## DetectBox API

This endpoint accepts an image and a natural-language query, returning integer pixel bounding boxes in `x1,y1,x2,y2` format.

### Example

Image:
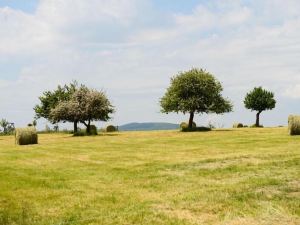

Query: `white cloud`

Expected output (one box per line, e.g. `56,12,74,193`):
175,4,251,30
37,0,138,26
284,84,300,99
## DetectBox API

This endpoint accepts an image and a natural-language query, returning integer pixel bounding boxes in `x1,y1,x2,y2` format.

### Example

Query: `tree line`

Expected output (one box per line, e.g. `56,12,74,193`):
29,68,276,135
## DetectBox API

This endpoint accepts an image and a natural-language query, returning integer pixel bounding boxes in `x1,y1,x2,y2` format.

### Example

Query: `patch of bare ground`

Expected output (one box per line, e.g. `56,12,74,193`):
154,204,218,224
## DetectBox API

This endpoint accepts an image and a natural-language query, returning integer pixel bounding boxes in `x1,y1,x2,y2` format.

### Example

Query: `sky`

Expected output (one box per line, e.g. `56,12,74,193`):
0,0,300,130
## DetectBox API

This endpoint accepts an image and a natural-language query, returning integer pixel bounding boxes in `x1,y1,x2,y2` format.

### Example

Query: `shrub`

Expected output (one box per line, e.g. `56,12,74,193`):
243,125,248,128
89,125,98,135
181,127,211,132
288,115,300,135
106,125,117,132
180,122,196,129
15,127,38,145
233,123,243,128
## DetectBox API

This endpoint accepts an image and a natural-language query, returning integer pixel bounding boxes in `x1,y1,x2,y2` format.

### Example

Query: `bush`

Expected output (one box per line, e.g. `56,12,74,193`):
89,125,98,135
106,125,117,132
181,127,211,132
243,125,248,128
288,115,300,135
233,123,243,128
180,121,196,129
15,127,38,145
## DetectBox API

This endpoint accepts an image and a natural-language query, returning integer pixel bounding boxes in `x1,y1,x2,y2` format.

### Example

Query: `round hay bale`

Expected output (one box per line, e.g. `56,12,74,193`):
233,123,243,128
288,115,300,135
89,125,98,135
180,122,188,129
15,127,38,145
106,125,117,132
180,121,196,129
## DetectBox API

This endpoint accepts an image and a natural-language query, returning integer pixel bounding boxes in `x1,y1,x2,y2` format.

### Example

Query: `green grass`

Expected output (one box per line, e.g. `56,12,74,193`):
0,128,299,225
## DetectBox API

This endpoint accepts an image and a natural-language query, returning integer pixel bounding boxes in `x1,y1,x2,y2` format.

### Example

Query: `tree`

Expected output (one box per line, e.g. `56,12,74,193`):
244,87,276,127
50,87,114,134
0,119,9,134
160,68,233,129
0,119,15,134
34,81,80,132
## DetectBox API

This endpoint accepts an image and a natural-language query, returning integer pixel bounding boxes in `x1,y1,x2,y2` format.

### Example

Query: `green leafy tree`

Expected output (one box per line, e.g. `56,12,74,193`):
0,119,9,134
244,87,276,127
160,68,233,129
0,119,15,134
34,81,80,132
50,87,115,134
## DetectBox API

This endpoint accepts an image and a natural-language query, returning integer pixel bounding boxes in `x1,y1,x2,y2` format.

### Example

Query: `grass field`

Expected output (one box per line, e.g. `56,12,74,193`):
0,128,299,225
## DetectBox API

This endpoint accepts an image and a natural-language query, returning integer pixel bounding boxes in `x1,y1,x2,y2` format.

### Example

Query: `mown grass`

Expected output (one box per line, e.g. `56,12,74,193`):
0,128,299,225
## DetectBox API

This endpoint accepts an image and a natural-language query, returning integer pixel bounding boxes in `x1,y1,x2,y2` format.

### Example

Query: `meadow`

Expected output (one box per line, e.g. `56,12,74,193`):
0,128,299,225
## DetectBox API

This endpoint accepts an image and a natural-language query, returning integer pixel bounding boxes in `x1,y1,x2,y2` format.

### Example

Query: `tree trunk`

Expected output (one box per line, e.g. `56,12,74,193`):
86,120,91,135
188,112,194,129
74,121,78,133
256,112,261,127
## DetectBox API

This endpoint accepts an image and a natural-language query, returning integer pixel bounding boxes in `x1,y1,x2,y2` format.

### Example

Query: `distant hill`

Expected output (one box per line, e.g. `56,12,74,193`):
118,122,179,131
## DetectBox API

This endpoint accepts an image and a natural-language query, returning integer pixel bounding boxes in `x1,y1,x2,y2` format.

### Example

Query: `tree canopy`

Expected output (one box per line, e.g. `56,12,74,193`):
34,81,78,120
244,87,276,127
160,68,233,129
50,87,115,134
34,81,82,132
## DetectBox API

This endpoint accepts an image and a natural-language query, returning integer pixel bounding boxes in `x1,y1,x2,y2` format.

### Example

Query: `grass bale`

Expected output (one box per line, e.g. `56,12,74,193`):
89,125,98,135
233,123,243,128
288,115,300,135
15,127,38,145
180,121,196,130
180,122,188,129
106,125,117,132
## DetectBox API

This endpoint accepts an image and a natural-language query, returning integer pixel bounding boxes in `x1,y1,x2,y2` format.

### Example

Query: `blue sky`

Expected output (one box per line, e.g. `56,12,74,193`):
0,0,38,13
0,0,300,130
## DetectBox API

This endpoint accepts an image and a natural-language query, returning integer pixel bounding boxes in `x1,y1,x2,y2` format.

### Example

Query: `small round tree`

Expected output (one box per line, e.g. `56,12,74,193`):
160,68,233,129
244,87,276,127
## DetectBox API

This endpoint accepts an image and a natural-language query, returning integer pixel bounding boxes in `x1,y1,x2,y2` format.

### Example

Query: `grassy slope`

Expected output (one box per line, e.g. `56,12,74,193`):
0,128,299,225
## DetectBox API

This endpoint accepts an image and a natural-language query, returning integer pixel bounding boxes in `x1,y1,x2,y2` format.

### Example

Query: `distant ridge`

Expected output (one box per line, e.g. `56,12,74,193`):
118,122,179,131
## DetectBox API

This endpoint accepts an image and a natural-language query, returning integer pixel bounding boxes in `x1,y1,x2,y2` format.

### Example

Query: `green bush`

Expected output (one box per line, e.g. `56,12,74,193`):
288,115,300,135
106,125,117,132
89,125,98,135
181,127,211,132
15,127,38,145
233,123,243,128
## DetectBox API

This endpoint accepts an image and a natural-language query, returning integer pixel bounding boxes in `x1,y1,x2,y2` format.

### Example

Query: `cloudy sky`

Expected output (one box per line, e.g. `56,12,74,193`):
0,0,300,129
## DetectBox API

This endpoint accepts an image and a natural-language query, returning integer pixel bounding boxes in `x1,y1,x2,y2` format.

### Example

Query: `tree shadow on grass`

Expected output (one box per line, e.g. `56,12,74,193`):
98,133,120,137
66,133,120,138
213,129,235,132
